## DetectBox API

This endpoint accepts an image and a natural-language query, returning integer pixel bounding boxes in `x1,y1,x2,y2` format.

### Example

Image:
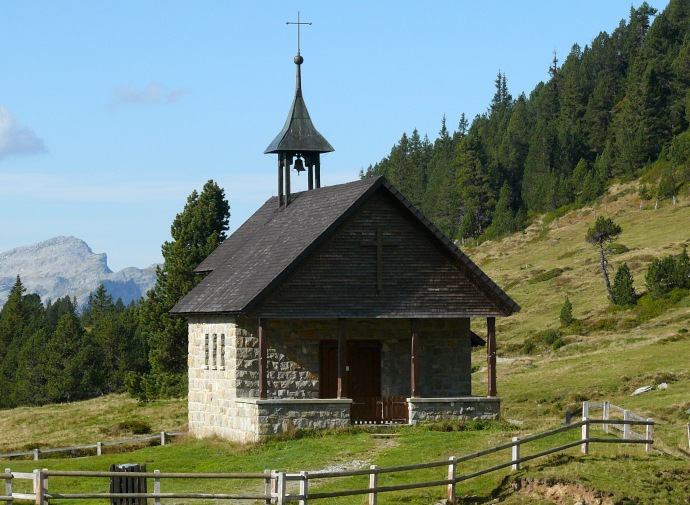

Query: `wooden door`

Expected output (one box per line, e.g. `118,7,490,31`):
348,341,381,399
348,341,382,423
319,340,381,398
319,341,339,398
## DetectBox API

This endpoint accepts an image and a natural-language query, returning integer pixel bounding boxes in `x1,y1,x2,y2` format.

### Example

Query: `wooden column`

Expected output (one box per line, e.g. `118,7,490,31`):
284,157,291,205
278,156,284,208
259,318,268,399
487,317,497,397
315,157,321,188
337,318,347,398
308,164,314,190
410,318,420,398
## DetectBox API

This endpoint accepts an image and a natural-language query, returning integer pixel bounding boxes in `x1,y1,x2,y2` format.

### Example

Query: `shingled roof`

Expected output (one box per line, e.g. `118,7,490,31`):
171,176,520,317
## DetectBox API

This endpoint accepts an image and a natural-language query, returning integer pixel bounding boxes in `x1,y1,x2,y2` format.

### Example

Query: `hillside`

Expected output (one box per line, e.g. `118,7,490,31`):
468,182,690,457
0,236,157,308
2,185,689,504
472,181,689,351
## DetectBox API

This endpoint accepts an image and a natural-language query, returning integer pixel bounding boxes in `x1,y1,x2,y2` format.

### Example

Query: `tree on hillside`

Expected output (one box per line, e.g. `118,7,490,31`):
612,263,637,306
586,216,623,303
135,180,230,399
560,296,574,326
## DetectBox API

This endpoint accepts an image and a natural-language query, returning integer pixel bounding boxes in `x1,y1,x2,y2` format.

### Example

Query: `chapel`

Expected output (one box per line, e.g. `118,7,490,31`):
171,42,520,442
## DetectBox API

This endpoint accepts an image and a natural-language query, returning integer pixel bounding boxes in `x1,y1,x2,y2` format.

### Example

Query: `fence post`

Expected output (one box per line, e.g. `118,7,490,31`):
35,469,47,505
368,465,378,505
581,401,589,455
603,401,610,434
160,432,166,446
32,470,39,505
646,419,654,454
153,469,161,505
4,468,11,505
512,437,520,471
263,470,272,505
276,472,286,505
299,471,308,505
96,442,102,456
623,410,631,440
447,458,456,502
33,450,39,462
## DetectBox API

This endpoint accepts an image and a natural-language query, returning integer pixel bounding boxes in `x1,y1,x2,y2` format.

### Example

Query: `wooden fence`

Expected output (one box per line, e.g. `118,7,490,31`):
583,401,654,441
0,432,186,461
1,404,654,504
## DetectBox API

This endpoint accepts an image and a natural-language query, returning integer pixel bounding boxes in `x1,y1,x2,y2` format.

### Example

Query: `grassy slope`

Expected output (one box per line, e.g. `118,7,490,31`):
2,183,689,504
470,184,690,436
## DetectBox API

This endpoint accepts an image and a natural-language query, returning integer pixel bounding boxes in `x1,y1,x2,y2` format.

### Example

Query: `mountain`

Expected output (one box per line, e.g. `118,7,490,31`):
0,236,158,309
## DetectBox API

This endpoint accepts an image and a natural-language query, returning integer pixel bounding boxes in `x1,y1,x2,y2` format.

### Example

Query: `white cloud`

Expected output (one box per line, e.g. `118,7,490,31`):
113,83,189,105
0,106,46,160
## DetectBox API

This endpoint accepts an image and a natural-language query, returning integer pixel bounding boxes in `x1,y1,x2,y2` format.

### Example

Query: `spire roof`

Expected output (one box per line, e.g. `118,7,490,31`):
264,53,334,154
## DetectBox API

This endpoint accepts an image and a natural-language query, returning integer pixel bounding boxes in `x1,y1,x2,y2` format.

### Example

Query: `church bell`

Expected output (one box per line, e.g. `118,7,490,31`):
293,157,305,174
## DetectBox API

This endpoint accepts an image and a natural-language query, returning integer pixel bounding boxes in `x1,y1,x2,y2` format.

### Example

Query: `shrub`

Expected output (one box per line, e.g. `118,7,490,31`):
606,242,629,255
529,268,565,284
116,419,152,435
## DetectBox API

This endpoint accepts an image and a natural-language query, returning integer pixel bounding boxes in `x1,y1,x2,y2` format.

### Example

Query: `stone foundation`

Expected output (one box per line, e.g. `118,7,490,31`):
407,397,501,424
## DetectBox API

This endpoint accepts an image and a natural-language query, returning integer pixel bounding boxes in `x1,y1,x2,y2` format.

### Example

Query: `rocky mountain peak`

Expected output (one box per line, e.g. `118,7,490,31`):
0,236,158,309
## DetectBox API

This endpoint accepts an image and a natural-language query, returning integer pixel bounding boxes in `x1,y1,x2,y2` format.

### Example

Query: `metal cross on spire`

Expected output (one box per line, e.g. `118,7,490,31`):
286,11,312,54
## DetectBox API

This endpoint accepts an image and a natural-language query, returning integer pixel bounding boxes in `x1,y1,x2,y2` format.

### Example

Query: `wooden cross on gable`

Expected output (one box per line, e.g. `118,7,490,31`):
360,227,401,292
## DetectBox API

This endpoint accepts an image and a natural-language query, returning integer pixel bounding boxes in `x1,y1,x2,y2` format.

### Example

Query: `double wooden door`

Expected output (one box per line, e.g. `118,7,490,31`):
320,340,381,400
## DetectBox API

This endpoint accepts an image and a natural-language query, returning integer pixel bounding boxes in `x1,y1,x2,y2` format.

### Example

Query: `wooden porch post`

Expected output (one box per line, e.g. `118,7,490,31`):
410,318,420,398
487,317,497,397
259,318,268,399
337,318,347,398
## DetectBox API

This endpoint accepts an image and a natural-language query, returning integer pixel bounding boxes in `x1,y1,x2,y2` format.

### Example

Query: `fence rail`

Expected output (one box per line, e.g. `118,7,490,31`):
0,432,186,461
1,402,654,504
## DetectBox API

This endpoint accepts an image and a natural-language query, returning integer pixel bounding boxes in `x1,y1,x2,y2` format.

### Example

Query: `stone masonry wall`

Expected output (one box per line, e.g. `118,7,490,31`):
417,318,472,396
189,315,476,441
187,314,240,439
408,397,501,424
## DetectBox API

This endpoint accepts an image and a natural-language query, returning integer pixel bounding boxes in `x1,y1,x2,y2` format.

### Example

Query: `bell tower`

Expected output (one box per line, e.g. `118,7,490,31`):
264,13,334,207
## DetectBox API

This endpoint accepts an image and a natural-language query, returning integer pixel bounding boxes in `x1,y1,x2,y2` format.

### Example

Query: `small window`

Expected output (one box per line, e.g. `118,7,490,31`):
204,334,210,369
212,333,218,369
220,334,226,369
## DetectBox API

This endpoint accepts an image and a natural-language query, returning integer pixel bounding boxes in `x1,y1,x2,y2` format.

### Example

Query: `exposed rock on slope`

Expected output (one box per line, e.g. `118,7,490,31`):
0,236,157,308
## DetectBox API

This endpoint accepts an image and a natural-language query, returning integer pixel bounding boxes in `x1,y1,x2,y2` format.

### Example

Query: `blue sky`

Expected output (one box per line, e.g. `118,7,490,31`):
0,1,669,271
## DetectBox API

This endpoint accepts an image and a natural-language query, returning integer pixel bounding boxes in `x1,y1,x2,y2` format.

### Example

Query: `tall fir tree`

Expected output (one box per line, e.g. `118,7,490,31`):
136,180,230,398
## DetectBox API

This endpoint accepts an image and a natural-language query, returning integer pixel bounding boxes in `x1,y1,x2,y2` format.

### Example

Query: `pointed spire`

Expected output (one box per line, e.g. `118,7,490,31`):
264,52,334,155
266,15,334,207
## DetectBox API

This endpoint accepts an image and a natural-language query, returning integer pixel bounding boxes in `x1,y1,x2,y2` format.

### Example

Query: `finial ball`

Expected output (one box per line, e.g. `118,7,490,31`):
294,54,304,65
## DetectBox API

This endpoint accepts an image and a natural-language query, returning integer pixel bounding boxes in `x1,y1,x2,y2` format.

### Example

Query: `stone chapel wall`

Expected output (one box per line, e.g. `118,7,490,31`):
189,315,475,441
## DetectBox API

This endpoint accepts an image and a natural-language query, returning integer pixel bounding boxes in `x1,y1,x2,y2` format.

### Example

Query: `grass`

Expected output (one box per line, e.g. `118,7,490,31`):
2,184,690,503
0,394,187,454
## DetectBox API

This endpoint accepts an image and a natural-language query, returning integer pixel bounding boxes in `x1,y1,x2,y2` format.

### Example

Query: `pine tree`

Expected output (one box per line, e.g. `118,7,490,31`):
486,182,515,239
136,180,230,398
560,296,574,326
44,312,104,403
586,217,623,303
612,263,637,306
